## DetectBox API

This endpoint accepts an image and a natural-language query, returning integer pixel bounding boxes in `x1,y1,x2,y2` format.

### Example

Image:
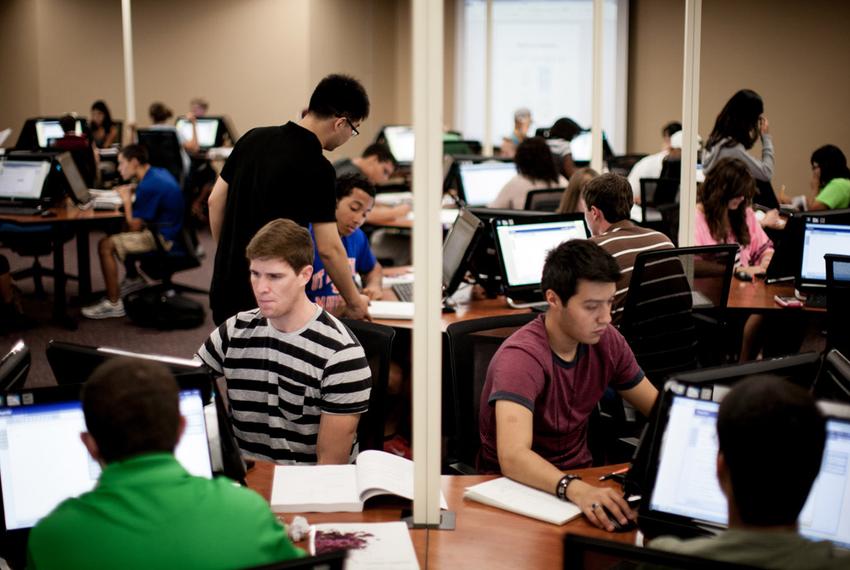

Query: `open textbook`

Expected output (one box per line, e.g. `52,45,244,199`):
270,450,448,513
310,522,419,570
464,477,582,525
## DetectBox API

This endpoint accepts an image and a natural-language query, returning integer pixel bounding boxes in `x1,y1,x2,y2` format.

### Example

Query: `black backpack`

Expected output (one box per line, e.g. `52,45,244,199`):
124,284,205,330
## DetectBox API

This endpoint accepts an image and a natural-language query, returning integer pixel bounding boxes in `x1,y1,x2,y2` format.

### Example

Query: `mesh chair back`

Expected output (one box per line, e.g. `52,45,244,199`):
445,313,537,470
606,153,647,177
524,188,566,212
137,129,184,185
620,244,736,386
639,177,680,242
340,318,396,451
826,254,850,357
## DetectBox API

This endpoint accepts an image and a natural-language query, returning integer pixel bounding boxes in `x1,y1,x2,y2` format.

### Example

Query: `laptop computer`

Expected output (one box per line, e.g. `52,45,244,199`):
492,214,589,308
54,151,121,210
457,161,518,207
0,158,53,215
0,384,213,532
638,380,850,550
795,220,850,306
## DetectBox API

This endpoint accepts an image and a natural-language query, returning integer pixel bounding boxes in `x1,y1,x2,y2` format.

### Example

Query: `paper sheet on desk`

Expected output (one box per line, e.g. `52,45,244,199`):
310,522,419,570
404,209,460,226
368,301,414,320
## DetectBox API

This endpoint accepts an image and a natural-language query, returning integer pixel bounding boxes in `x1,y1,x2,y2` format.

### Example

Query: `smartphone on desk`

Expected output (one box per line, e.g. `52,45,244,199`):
774,295,803,308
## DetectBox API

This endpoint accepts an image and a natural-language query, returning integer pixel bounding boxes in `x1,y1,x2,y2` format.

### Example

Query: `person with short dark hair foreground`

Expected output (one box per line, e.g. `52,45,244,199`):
478,240,657,532
198,219,371,465
583,173,674,324
27,358,303,570
82,144,184,319
652,376,845,569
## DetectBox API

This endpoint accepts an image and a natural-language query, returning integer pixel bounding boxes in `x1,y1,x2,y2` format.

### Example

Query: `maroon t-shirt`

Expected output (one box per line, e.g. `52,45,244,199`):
478,315,643,473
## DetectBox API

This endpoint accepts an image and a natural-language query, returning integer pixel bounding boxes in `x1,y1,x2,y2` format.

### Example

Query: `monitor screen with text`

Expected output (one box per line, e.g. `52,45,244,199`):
176,118,220,149
0,160,51,201
649,395,850,549
34,119,83,148
458,161,517,207
494,218,588,288
0,389,212,530
800,222,850,286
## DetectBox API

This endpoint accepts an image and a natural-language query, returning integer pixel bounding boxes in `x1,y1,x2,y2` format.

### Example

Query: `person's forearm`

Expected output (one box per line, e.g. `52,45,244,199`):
319,241,363,306
208,178,228,242
364,265,383,291
499,446,565,496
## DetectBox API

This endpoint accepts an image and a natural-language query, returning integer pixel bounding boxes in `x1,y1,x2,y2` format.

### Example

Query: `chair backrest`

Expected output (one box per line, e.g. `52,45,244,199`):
606,153,647,177
524,188,566,212
826,254,850,357
137,128,184,185
620,244,737,386
814,349,850,403
445,313,537,469
339,318,396,452
112,120,124,145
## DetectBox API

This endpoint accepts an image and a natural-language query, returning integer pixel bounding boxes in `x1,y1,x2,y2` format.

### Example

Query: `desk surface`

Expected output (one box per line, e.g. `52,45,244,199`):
246,462,634,569
726,279,825,313
0,201,122,225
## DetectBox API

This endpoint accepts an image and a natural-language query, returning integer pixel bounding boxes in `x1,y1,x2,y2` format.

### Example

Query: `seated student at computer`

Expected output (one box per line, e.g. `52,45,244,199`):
489,136,567,210
478,240,657,532
308,174,383,313
556,167,597,214
137,102,192,176
82,144,184,319
627,122,681,202
197,219,371,465
544,117,583,179
652,376,844,569
584,173,674,324
499,107,533,159
332,143,407,223
53,114,98,187
27,357,303,570
90,100,119,149
806,144,850,211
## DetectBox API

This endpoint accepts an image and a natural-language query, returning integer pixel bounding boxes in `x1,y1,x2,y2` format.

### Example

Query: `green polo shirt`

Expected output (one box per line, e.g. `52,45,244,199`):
27,453,303,570
815,177,850,210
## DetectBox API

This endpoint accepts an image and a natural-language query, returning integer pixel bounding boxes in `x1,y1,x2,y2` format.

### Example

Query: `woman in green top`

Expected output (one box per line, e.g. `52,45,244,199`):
809,144,850,211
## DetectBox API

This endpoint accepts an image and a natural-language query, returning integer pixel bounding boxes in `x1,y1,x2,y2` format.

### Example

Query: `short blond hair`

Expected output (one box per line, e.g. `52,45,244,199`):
245,219,314,271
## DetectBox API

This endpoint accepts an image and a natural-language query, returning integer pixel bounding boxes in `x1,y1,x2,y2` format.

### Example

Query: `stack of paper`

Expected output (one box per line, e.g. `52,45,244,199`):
310,522,419,570
464,477,582,525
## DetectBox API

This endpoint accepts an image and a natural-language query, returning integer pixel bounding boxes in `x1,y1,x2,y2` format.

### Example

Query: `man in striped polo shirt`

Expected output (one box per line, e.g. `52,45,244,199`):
583,173,675,325
197,219,371,464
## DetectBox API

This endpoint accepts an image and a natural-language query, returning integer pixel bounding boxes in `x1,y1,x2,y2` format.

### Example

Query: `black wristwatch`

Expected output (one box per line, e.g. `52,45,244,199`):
556,474,582,501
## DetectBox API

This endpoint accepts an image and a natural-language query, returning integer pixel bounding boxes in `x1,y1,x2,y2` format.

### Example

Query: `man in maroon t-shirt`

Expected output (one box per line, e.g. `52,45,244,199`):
478,240,657,532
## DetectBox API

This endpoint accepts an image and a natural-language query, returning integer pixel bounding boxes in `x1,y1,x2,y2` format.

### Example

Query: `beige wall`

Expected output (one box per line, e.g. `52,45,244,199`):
629,0,850,197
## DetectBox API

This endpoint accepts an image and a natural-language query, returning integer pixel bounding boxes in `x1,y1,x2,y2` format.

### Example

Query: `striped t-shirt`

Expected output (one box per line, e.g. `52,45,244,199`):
589,220,675,324
197,306,371,464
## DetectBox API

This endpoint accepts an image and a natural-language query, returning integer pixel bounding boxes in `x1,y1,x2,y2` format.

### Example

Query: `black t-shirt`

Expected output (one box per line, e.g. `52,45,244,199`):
210,122,336,324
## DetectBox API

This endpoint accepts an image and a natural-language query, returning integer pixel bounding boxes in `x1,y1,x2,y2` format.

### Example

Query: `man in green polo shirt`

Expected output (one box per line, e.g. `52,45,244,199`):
27,358,303,570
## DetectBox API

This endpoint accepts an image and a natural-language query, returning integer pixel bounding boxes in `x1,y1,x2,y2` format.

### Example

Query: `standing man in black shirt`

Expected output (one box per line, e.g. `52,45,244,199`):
208,74,372,324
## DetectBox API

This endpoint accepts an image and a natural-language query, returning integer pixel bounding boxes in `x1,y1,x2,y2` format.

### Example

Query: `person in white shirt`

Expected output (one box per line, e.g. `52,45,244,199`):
627,121,681,203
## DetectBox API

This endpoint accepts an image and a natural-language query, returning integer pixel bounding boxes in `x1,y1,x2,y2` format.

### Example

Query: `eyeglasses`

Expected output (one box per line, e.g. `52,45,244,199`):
343,117,360,137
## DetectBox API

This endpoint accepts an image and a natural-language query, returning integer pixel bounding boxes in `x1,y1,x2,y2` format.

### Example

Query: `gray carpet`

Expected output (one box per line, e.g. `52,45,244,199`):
1,228,219,388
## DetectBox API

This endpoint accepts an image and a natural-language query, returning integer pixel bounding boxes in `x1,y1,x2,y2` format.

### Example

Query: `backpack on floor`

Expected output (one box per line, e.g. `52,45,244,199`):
124,285,205,330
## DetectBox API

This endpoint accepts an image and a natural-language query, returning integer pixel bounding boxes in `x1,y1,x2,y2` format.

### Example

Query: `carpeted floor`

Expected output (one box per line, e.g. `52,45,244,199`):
1,227,218,388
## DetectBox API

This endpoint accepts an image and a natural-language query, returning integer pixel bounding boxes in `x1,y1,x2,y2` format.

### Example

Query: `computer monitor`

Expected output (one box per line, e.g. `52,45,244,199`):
492,214,589,303
380,125,415,164
0,159,51,203
566,129,614,164
667,352,822,390
442,208,483,297
0,384,213,532
0,341,30,393
796,221,850,292
54,151,91,204
640,383,850,550
34,118,85,149
457,161,518,207
175,117,221,149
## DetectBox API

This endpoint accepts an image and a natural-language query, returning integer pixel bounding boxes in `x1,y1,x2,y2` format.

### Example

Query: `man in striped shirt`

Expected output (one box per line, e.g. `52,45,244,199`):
197,219,371,464
583,173,675,325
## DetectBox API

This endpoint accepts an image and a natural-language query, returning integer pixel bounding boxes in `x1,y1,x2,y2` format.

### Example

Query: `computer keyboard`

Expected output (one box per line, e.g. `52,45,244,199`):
391,282,414,302
0,205,42,216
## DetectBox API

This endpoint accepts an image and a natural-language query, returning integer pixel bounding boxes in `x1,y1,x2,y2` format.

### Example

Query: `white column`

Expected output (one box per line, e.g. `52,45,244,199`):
411,0,444,526
483,0,494,156
121,0,136,124
679,0,702,247
590,0,604,172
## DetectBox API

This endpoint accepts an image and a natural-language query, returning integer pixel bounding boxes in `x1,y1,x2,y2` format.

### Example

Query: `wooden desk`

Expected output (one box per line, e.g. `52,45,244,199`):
246,462,635,569
0,202,122,326
726,279,825,313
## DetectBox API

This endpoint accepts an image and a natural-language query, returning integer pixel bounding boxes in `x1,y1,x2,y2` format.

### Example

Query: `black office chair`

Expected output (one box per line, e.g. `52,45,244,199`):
606,153,647,177
639,177,680,242
524,188,566,212
0,224,77,298
136,129,185,186
242,551,346,570
0,340,30,392
826,254,850,357
340,318,396,452
620,244,737,386
134,225,208,296
813,349,850,403
444,313,537,474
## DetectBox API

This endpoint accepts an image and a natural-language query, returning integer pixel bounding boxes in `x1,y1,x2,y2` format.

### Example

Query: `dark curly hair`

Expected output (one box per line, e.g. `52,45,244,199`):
515,137,560,185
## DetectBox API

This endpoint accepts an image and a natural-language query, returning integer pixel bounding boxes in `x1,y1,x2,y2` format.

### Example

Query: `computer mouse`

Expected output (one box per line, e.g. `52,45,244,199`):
734,270,753,282
600,505,638,533
39,210,57,218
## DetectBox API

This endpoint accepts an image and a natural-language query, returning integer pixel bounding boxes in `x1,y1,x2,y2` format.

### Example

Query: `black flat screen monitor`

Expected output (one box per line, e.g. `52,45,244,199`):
639,382,850,550
379,125,415,164
442,208,483,297
667,352,822,390
457,161,518,207
176,116,223,149
492,214,589,302
796,220,850,292
0,383,213,532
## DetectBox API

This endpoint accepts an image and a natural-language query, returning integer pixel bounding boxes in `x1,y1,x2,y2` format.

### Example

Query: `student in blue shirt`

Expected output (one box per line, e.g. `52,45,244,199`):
308,174,383,314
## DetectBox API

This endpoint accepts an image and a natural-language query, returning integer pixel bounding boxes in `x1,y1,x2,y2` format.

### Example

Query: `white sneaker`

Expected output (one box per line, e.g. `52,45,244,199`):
119,276,147,296
82,298,126,319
